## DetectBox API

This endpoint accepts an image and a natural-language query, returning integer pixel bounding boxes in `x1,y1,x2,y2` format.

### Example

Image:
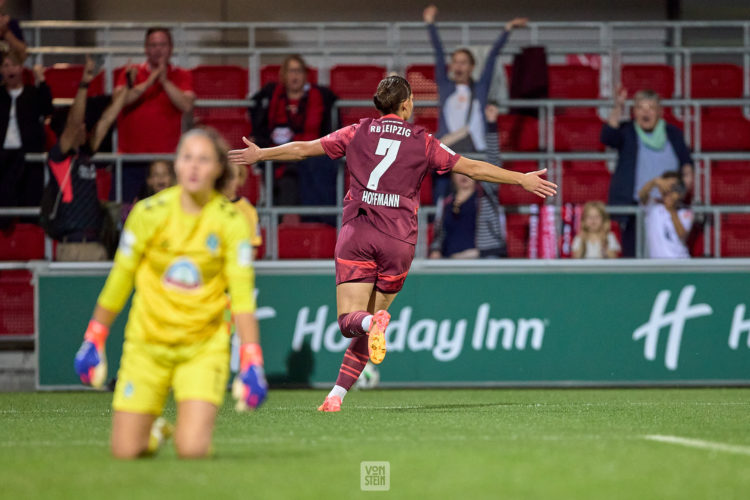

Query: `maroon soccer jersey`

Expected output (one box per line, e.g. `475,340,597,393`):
320,113,461,244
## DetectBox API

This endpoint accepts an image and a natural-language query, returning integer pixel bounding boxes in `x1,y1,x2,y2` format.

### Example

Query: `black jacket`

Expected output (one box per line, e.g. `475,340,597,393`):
0,83,54,153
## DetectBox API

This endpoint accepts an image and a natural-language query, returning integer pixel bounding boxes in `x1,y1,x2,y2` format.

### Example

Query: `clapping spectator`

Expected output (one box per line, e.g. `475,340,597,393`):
249,55,338,213
42,58,131,261
602,87,693,257
572,201,621,259
639,171,692,259
0,0,27,64
1,51,52,226
115,27,195,201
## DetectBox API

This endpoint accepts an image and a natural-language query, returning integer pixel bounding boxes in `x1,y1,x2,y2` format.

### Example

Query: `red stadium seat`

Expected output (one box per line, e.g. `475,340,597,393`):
499,162,545,205
406,64,437,100
0,224,45,261
690,64,743,98
237,168,262,206
700,116,750,151
562,162,611,204
621,64,675,98
710,161,750,204
420,173,433,206
720,214,750,257
339,107,380,127
199,117,251,149
260,65,319,87
0,270,34,335
505,214,530,258
277,223,337,259
329,65,386,99
497,114,539,151
191,65,248,120
22,67,34,86
412,107,439,135
44,64,105,98
548,65,599,99
554,115,605,152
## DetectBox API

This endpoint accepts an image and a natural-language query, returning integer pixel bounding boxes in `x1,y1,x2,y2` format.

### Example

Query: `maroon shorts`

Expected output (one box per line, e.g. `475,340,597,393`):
335,215,415,294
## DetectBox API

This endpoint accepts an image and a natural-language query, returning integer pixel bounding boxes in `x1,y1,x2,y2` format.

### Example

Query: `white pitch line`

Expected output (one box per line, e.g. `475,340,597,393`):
644,435,750,456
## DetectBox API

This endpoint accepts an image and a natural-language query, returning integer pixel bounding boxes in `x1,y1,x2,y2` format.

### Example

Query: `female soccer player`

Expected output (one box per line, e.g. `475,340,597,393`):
74,127,267,459
229,76,556,412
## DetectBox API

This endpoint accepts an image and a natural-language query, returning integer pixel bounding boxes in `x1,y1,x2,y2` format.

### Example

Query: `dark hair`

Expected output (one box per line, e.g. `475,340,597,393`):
145,27,173,46
451,48,476,66
176,127,231,192
0,50,23,66
373,76,411,115
661,171,680,181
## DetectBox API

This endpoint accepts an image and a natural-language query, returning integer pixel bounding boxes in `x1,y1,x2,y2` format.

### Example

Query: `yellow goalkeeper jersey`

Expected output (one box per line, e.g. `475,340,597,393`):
97,186,255,344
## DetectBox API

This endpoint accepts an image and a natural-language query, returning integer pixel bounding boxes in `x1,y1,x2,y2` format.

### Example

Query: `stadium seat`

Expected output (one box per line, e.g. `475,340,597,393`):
237,168,262,206
554,115,605,152
720,214,750,257
191,65,248,120
412,107,439,135
499,162,545,205
44,64,105,98
561,162,611,204
405,64,438,100
277,223,337,259
0,270,34,335
690,63,743,98
339,107,380,127
0,224,46,261
548,65,599,99
420,173,433,206
505,214,529,258
621,64,675,98
700,116,750,151
329,65,386,99
21,67,34,86
260,64,319,87
497,114,539,151
199,117,251,149
710,161,750,204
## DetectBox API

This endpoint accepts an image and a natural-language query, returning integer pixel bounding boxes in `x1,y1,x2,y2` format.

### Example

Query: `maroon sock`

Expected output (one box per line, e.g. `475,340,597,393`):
338,311,371,338
334,336,370,390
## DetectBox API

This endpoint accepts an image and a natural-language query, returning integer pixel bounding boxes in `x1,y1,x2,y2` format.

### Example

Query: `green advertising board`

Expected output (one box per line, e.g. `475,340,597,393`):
37,262,750,388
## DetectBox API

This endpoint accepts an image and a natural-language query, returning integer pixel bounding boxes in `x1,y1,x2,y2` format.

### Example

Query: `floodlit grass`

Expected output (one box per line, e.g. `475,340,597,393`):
1,388,748,499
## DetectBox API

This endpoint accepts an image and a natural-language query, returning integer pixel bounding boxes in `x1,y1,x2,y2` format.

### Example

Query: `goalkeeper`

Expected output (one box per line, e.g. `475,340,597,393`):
74,127,267,459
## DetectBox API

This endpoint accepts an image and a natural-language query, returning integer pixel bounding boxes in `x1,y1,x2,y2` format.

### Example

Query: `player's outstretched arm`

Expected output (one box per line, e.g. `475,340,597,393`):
452,157,557,199
228,136,326,165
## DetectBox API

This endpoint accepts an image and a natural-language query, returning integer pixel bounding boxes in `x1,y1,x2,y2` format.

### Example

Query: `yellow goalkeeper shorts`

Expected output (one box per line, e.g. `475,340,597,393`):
112,326,230,415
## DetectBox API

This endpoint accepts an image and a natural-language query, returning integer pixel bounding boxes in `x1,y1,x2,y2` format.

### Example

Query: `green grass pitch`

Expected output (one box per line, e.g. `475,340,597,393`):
1,388,749,499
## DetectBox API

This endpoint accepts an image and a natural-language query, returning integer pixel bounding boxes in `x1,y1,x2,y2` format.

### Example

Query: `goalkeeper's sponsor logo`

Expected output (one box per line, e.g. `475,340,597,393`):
162,258,202,291
237,241,252,267
118,229,136,257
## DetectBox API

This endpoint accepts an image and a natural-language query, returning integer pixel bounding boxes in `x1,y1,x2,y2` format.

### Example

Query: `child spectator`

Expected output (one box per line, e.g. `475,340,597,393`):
639,171,693,259
138,160,175,199
572,201,621,259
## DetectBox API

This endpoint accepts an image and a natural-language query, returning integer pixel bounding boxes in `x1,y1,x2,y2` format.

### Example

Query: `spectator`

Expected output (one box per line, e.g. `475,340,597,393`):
572,201,621,259
602,87,693,257
639,171,692,259
223,161,263,259
138,159,175,199
0,0,27,63
423,5,526,200
0,51,52,226
249,54,338,212
115,27,194,201
41,58,131,261
429,104,509,259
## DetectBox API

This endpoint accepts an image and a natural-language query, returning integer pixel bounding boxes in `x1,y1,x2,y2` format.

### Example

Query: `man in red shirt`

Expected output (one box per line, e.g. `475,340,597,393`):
115,27,195,201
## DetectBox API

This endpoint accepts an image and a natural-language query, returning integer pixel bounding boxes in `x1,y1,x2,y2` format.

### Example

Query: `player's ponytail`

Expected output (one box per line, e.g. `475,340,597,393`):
176,127,232,192
373,75,412,115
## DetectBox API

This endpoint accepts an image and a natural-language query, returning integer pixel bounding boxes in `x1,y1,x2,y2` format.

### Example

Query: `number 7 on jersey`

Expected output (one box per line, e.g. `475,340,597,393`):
367,138,401,190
